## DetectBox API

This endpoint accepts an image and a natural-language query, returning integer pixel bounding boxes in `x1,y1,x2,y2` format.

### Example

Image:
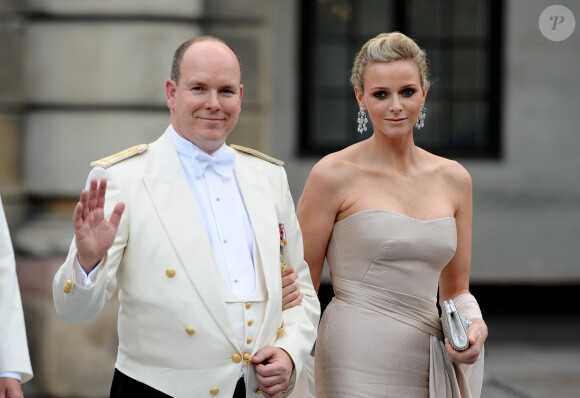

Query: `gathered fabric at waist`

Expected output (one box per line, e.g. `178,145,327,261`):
331,276,443,340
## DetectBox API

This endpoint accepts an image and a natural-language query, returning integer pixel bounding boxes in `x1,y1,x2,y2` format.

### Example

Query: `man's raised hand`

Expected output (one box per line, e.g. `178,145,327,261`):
73,178,125,273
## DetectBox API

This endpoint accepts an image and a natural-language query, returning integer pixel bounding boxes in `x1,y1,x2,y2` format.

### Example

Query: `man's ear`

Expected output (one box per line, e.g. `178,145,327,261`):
165,79,177,110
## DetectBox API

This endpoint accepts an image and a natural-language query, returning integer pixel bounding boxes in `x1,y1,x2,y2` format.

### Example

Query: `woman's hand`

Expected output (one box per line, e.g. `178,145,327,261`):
445,317,488,364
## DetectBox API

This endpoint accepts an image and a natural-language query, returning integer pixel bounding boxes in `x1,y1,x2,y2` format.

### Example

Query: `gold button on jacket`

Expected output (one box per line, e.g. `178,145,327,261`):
165,268,176,277
185,327,195,335
245,302,252,309
63,280,72,294
209,387,220,394
232,353,242,363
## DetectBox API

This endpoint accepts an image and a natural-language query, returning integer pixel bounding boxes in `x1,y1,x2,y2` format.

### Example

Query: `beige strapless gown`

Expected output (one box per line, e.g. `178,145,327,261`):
308,210,479,398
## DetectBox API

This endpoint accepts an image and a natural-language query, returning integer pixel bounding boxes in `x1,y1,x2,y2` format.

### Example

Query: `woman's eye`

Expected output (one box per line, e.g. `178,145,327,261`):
373,91,387,99
402,88,416,96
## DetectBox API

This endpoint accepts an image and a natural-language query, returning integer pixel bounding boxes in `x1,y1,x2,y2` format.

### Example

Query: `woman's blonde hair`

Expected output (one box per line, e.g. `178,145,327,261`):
350,32,430,92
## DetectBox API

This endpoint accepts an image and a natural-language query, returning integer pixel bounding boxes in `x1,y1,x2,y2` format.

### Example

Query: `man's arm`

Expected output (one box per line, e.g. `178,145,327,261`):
0,196,33,386
53,170,127,323
254,167,320,396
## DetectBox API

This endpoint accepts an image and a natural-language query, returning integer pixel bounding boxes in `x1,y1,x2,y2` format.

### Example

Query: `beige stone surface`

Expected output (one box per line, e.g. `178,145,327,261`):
205,0,268,18
0,20,24,106
25,23,201,105
18,256,119,398
206,25,271,107
0,113,21,185
226,109,268,153
23,111,169,196
0,0,18,14
24,0,203,17
0,113,26,227
14,213,74,256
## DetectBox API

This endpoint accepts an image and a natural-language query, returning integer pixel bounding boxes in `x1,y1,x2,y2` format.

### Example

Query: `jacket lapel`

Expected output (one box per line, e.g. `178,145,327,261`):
142,130,239,348
234,153,282,343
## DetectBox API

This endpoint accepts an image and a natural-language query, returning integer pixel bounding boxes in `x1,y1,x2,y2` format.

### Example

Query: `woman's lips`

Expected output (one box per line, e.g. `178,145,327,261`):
386,118,406,124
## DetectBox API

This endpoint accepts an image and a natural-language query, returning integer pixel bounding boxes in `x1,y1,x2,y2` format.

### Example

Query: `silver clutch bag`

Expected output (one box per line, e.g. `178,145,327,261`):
441,299,471,351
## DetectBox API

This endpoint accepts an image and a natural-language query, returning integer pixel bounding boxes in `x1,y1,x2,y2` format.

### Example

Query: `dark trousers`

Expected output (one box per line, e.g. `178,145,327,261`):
233,377,246,398
110,368,246,398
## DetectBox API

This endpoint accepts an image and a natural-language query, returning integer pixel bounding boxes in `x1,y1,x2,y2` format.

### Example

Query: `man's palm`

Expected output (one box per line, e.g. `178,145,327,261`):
74,178,124,272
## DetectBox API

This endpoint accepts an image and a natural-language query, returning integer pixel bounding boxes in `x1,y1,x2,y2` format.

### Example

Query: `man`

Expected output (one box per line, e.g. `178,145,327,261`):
1,195,34,398
52,36,319,398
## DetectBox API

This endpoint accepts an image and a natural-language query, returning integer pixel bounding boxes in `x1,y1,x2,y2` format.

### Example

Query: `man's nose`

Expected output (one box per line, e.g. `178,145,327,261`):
205,90,220,109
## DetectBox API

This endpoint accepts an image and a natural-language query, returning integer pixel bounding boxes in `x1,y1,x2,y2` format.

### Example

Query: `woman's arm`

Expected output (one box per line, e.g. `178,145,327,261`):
296,157,345,293
438,161,488,364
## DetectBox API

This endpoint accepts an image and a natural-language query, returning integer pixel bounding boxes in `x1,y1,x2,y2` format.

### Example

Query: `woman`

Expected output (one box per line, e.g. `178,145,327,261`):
295,32,487,397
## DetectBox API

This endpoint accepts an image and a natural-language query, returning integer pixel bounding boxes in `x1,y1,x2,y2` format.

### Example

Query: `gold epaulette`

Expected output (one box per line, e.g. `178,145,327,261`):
230,144,285,166
90,144,149,168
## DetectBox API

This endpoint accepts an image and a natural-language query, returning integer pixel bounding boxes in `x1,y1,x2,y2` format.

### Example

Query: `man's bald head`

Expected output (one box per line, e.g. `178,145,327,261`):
170,36,242,85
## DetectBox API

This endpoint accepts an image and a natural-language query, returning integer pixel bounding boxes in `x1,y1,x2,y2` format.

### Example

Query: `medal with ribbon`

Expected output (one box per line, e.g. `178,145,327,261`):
279,223,288,273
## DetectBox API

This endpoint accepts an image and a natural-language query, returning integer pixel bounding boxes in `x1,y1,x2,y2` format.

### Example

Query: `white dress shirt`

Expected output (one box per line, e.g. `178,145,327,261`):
171,126,257,297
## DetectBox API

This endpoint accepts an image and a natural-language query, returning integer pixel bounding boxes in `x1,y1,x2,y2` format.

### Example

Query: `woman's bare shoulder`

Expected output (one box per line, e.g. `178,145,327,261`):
421,149,472,188
309,145,362,187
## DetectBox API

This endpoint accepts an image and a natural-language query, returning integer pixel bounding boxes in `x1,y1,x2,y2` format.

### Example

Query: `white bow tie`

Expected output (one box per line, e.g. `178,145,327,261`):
193,150,235,178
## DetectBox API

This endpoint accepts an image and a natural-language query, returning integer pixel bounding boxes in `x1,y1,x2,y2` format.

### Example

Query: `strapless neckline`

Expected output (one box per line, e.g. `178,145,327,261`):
336,208,456,224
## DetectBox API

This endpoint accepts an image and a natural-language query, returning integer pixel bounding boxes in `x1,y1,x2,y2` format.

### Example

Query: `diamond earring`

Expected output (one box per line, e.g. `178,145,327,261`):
415,104,426,129
357,107,368,134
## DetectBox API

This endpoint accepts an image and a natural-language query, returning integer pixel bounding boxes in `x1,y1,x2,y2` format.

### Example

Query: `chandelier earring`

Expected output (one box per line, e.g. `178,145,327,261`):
415,104,426,130
357,106,368,134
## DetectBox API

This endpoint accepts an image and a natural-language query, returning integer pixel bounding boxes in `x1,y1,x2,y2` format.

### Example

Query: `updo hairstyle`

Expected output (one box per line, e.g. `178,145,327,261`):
350,32,430,92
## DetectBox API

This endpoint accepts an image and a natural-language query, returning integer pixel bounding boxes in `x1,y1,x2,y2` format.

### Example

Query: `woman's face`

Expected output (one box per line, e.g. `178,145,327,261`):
355,60,426,138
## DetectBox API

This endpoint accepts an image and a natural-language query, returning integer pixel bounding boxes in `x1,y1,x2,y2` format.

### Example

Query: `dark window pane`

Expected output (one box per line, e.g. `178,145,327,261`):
314,44,351,89
300,0,502,159
358,0,394,35
452,48,489,91
407,0,452,38
315,0,353,35
312,98,350,146
426,48,453,94
455,1,491,39
451,100,490,148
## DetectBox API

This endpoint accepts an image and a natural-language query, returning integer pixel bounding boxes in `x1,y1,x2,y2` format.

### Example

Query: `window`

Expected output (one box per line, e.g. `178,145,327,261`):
299,0,503,158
